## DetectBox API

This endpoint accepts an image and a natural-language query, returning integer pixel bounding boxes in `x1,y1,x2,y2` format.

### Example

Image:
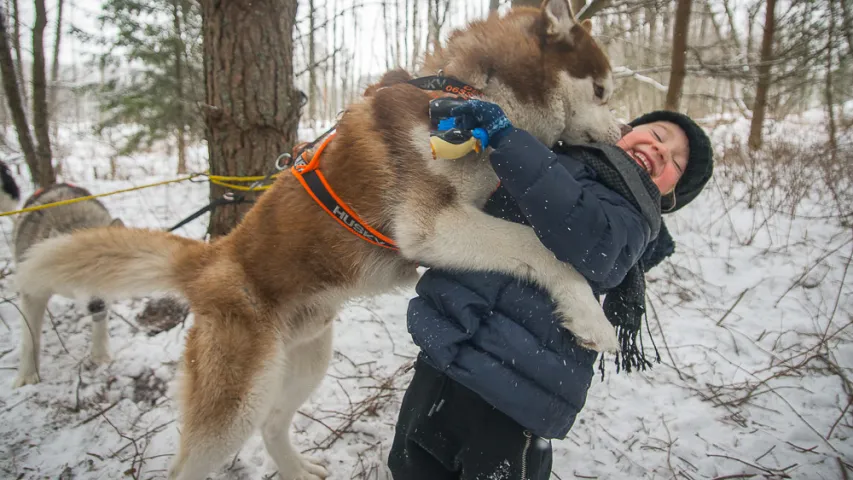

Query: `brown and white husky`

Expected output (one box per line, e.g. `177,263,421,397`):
14,1,622,478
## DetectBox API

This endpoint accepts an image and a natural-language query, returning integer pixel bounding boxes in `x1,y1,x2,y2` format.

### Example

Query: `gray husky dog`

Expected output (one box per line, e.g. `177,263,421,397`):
11,183,124,387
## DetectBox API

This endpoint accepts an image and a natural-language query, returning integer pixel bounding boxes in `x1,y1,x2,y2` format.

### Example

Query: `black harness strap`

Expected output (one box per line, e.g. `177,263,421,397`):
290,131,398,251
406,75,484,99
167,195,250,232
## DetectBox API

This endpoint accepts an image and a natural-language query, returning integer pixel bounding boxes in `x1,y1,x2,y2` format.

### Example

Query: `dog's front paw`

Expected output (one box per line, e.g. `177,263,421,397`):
13,371,41,388
558,305,619,353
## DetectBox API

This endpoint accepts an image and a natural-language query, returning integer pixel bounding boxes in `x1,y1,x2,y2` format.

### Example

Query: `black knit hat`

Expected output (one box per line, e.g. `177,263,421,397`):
629,110,714,212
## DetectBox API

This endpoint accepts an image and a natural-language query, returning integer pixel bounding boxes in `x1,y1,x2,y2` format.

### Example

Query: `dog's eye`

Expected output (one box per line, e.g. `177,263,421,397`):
594,83,605,101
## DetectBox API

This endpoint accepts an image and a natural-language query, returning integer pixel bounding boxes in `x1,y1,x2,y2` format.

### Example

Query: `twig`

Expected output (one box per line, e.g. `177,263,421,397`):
101,412,142,480
716,288,750,326
839,457,851,480
826,396,852,440
706,453,793,477
76,399,121,426
2,394,33,413
46,308,71,355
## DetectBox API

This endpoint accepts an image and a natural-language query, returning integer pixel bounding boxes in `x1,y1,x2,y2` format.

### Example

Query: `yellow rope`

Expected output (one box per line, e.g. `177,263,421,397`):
0,171,284,218
0,175,202,217
207,173,281,182
208,178,275,192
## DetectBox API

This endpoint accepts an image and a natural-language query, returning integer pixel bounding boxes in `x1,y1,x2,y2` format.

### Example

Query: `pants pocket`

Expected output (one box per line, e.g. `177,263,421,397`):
520,430,552,480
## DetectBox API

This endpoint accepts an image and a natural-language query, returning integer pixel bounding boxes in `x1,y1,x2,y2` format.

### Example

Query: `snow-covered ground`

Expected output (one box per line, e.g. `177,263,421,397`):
0,114,851,479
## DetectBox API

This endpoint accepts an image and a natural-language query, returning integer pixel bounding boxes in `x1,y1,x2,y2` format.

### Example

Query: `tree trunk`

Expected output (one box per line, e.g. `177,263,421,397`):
646,3,658,65
330,0,338,118
394,0,402,67
489,0,499,12
308,0,317,126
412,0,421,69
49,0,63,123
383,1,393,68
511,0,539,7
11,0,24,106
662,0,672,47
0,5,38,184
747,0,776,151
426,0,433,53
32,0,55,187
824,0,837,166
838,0,853,56
664,0,692,111
429,0,451,53
173,0,187,174
721,0,741,51
201,0,301,238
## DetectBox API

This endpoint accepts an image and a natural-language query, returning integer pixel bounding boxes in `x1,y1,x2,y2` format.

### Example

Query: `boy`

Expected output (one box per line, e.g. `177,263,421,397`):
388,99,714,479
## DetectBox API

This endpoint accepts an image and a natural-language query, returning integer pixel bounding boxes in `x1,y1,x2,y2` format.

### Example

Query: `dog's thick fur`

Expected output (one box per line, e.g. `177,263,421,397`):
15,2,622,479
11,183,124,387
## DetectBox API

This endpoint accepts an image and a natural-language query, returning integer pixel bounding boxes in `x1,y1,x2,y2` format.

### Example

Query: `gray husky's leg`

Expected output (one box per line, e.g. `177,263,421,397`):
14,293,50,387
87,298,111,365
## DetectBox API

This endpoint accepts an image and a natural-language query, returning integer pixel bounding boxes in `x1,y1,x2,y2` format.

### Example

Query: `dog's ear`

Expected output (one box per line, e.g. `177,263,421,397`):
110,218,125,228
541,0,578,42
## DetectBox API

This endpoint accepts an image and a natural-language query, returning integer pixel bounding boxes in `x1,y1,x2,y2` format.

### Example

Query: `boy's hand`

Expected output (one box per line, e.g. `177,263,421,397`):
450,99,513,147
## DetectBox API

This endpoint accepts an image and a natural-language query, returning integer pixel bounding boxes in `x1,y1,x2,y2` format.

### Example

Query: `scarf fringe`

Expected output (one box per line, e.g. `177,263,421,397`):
597,312,661,381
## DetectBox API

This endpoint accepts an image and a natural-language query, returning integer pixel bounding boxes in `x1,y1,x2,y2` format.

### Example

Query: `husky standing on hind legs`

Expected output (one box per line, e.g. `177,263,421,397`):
11,183,124,387
15,2,623,479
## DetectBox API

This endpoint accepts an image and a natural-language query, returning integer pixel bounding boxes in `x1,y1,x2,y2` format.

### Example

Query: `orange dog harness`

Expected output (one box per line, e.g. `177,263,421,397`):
289,74,484,252
290,132,398,251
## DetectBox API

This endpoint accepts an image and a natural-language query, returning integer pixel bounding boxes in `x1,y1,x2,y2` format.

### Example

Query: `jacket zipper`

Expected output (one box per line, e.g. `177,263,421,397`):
520,430,532,480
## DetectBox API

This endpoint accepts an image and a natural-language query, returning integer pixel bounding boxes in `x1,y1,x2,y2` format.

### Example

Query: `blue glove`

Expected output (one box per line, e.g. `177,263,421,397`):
449,99,513,148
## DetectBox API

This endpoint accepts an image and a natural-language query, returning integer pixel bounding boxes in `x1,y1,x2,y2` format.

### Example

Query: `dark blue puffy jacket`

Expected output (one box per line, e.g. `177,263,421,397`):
407,128,652,439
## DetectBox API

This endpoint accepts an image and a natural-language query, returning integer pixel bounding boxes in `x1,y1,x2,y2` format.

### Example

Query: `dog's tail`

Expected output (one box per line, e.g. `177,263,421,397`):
16,227,206,300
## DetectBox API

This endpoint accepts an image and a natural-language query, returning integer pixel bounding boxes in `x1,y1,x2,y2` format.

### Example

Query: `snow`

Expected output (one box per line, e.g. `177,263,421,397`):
1,113,851,479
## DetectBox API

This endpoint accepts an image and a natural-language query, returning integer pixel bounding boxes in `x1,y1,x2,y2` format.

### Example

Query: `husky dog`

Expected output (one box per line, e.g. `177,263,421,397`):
12,183,124,387
0,160,20,212
16,2,622,479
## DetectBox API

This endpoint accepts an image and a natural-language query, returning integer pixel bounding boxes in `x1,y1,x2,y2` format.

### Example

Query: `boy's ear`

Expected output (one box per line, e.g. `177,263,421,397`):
541,0,578,43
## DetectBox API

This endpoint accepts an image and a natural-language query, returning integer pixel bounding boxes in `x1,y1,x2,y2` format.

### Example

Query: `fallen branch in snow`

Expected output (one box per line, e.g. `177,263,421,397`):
76,399,122,426
707,452,797,478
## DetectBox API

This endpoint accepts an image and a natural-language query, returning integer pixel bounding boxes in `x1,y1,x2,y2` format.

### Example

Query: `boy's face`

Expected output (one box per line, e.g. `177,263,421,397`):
616,121,689,194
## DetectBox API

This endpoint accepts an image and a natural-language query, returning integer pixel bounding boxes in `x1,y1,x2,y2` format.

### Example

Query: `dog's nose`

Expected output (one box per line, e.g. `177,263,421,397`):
619,124,633,137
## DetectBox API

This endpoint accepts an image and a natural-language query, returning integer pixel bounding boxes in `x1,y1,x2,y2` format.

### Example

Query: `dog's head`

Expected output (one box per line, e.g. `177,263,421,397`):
421,0,621,146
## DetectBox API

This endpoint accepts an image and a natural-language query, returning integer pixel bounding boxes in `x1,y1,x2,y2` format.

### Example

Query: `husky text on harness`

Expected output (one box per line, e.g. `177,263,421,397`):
290,132,399,251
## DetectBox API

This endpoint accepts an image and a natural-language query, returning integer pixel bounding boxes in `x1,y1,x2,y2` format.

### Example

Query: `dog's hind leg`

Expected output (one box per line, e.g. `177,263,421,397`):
87,298,111,365
167,312,285,480
13,293,50,387
261,323,333,480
